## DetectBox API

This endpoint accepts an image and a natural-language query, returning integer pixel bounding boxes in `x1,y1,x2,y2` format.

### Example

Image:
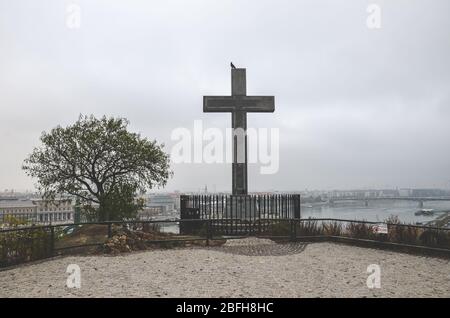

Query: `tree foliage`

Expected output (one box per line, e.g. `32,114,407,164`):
23,115,171,221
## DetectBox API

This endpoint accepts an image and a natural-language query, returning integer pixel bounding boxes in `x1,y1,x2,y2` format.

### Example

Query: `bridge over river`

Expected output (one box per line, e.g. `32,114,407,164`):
328,197,450,208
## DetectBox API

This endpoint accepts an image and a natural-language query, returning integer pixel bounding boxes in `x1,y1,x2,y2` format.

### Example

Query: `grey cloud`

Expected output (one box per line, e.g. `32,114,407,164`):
0,0,449,192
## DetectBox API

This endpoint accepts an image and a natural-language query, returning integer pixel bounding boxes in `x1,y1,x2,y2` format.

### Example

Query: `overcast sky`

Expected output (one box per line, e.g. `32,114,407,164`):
0,0,449,193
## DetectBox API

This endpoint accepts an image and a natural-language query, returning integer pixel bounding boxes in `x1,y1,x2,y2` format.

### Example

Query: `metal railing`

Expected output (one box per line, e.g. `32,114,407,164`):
180,194,301,221
260,218,450,252
1,218,449,269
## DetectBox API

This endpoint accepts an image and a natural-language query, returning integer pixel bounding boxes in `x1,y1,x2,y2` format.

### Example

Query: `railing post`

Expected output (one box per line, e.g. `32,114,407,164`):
180,196,188,235
50,226,55,256
108,223,112,238
289,219,293,241
180,195,188,219
206,220,211,246
292,219,297,241
294,194,301,219
74,198,81,224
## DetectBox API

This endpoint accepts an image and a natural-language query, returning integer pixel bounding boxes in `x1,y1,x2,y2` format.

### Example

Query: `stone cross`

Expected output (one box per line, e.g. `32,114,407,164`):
203,68,275,196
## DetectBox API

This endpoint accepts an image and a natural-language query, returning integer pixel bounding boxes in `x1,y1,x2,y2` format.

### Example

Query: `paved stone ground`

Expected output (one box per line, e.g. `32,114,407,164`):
1,238,449,298
208,238,308,256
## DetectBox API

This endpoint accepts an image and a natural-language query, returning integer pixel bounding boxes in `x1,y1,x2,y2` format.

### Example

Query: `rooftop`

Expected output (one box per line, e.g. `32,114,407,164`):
0,200,35,208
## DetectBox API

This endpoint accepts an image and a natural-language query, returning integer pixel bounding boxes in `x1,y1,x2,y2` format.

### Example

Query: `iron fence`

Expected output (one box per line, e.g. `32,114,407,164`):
259,218,450,250
1,217,450,269
179,194,301,235
180,194,301,220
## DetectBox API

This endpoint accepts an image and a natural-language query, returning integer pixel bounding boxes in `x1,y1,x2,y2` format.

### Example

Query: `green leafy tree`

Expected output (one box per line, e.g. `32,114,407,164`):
79,184,145,222
23,115,171,221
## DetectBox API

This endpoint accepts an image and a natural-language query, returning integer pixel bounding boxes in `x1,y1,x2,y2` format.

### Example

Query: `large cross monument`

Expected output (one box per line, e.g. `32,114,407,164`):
203,67,275,196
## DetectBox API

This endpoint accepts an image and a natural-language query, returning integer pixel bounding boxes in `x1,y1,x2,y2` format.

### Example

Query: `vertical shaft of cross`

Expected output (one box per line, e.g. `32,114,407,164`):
231,69,248,196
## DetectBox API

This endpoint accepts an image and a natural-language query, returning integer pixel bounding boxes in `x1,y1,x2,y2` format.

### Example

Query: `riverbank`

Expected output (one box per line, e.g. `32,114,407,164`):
426,211,450,228
1,239,449,298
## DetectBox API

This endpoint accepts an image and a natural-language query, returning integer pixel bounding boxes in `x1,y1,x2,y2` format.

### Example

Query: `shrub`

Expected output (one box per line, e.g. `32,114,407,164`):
384,215,421,245
1,215,28,229
419,229,450,248
387,224,421,245
346,222,375,239
142,222,161,233
269,220,291,236
296,220,324,236
0,226,52,267
323,221,343,236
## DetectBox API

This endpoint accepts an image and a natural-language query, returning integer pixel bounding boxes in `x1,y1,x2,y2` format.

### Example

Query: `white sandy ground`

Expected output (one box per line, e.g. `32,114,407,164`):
0,238,449,298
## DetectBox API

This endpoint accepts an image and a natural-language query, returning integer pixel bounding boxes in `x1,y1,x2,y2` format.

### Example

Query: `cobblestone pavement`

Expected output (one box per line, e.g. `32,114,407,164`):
207,238,308,256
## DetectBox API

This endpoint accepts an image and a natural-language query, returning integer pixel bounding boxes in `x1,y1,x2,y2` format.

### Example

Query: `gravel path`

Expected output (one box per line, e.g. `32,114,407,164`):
1,238,449,298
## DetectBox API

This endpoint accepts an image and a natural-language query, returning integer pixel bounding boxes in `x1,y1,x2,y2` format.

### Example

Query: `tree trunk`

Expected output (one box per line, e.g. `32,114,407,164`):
98,199,110,222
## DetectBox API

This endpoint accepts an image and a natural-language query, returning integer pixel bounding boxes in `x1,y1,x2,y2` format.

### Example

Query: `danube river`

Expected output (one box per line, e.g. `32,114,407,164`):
156,199,450,233
301,200,450,224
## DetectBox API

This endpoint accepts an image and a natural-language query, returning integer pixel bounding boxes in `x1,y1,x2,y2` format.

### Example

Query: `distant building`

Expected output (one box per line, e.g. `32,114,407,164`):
0,198,74,225
379,189,399,197
145,194,176,214
33,199,74,223
0,200,36,217
172,194,181,211
398,189,413,197
411,189,449,197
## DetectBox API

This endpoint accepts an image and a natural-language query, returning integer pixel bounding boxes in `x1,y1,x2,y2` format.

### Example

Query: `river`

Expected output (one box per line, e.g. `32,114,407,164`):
301,200,450,224
155,200,450,234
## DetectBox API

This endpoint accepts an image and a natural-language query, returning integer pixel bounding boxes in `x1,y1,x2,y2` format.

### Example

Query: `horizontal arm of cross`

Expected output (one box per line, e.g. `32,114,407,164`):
203,96,275,113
